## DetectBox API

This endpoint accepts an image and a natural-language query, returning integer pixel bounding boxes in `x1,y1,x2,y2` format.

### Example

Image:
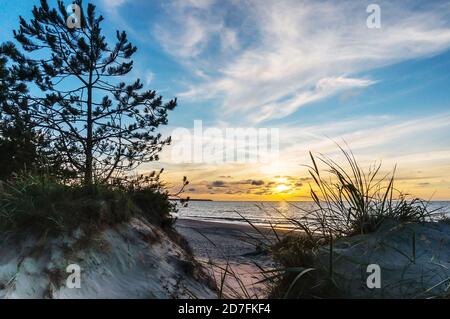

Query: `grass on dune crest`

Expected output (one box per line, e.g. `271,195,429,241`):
0,173,177,236
293,145,440,240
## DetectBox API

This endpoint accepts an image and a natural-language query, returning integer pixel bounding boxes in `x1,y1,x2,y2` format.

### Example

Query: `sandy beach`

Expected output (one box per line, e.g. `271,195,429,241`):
175,218,284,298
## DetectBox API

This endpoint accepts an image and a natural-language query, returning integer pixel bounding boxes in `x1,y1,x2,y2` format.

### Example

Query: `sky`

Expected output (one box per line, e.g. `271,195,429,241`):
1,0,450,200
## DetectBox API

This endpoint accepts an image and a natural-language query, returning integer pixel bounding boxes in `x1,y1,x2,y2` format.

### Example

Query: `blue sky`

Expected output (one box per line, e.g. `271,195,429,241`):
1,0,450,200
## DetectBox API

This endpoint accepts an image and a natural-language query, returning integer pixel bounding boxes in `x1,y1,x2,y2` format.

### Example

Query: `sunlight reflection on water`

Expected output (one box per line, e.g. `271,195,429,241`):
174,200,450,228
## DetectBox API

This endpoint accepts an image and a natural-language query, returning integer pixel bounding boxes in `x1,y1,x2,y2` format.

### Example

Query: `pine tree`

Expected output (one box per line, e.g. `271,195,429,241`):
0,54,35,180
0,52,69,180
4,0,177,187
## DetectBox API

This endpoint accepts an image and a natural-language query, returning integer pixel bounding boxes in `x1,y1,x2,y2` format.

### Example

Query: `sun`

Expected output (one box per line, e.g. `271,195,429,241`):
274,184,290,193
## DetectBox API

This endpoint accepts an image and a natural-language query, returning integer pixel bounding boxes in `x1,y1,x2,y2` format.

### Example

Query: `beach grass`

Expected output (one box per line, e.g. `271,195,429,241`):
248,146,443,298
0,173,176,236
294,145,439,240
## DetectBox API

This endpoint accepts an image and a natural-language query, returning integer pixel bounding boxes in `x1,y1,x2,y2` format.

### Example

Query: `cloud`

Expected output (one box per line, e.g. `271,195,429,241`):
236,179,265,186
100,0,129,11
155,0,450,122
416,182,431,188
99,0,137,37
153,0,238,58
144,71,155,85
271,112,450,169
210,180,226,187
155,16,209,58
175,0,214,10
255,77,375,122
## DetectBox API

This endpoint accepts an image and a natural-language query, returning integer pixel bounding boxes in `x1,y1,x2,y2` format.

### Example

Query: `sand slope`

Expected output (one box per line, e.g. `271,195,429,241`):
0,218,215,299
318,220,450,298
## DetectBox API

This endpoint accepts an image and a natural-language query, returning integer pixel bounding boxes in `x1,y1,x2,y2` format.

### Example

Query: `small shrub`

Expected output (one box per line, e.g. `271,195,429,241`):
268,234,340,299
272,235,317,268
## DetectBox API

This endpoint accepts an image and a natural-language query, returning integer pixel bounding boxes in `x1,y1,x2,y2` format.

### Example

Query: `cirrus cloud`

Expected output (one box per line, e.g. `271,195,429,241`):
154,0,450,123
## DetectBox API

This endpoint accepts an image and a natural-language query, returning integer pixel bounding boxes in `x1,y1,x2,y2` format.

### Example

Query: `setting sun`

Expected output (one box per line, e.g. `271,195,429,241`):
274,184,290,193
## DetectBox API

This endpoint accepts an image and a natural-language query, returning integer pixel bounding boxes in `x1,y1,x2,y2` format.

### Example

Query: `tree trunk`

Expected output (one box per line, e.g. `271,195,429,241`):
85,82,93,188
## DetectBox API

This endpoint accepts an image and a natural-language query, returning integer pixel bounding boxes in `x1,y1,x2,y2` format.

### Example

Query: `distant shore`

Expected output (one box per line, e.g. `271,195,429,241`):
170,198,213,201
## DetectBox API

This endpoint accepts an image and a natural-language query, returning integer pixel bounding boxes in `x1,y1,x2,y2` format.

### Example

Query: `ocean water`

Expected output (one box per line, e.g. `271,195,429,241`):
175,200,450,228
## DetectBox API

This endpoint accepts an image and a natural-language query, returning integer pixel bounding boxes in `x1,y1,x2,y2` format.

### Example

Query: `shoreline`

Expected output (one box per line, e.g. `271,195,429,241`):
174,216,300,232
175,217,297,246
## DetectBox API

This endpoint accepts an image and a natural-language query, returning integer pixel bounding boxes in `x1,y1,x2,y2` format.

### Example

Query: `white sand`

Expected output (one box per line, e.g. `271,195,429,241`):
317,220,450,298
0,218,215,299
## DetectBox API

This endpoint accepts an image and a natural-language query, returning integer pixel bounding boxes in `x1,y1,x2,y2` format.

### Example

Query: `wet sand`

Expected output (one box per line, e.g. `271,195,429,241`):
175,218,290,298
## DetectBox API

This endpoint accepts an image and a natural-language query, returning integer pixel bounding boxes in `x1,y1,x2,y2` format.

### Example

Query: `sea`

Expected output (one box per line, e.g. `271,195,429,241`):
174,200,450,228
